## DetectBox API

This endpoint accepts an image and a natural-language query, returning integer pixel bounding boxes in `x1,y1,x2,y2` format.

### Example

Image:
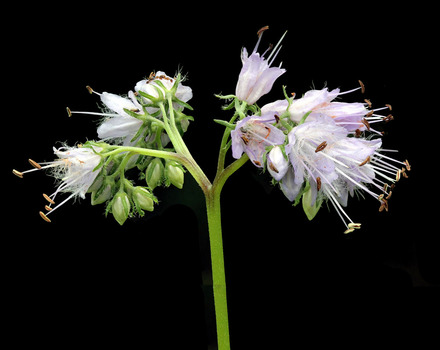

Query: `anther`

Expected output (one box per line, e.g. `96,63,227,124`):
28,159,42,169
39,211,51,223
344,228,355,234
386,191,393,200
86,85,94,94
362,118,371,131
364,99,372,108
366,110,374,117
401,168,409,179
269,162,279,173
395,169,401,182
43,193,55,205
386,104,392,110
315,141,327,153
12,169,23,178
66,107,72,117
383,183,388,192
404,160,411,171
257,25,269,37
358,80,365,93
384,114,394,122
359,156,370,167
44,205,53,211
348,223,361,229
316,177,322,191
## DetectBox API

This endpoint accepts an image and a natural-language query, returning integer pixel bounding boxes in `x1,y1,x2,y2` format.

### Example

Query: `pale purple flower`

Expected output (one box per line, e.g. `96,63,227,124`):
235,28,286,105
284,115,410,232
231,114,286,167
13,145,104,222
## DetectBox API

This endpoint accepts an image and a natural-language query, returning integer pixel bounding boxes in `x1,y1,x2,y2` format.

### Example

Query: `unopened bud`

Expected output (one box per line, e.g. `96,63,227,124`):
133,187,155,212
112,191,130,225
145,158,164,190
91,184,112,205
165,161,184,189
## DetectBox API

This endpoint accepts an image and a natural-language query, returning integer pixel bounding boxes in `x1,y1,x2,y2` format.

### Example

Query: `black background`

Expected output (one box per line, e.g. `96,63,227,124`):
3,4,438,349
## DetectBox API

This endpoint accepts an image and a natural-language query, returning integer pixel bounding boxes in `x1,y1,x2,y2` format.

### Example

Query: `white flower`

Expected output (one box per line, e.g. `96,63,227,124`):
13,145,104,222
267,146,289,181
235,27,286,105
134,71,193,107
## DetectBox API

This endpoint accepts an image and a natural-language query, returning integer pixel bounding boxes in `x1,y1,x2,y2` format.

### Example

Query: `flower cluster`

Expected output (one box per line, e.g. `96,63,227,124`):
13,72,193,224
228,29,409,232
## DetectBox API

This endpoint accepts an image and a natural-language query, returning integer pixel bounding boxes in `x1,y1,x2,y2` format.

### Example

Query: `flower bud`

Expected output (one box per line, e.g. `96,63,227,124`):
145,158,164,190
267,146,289,181
132,187,155,212
91,183,113,205
112,191,130,225
165,161,184,189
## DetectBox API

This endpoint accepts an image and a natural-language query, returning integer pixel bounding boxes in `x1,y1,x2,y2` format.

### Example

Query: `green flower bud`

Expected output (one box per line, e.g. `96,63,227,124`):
145,158,164,190
165,161,184,189
132,187,155,212
91,183,112,205
112,191,130,225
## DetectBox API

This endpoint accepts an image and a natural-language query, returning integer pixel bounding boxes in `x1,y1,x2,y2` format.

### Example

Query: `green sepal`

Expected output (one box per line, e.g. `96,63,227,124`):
302,183,322,221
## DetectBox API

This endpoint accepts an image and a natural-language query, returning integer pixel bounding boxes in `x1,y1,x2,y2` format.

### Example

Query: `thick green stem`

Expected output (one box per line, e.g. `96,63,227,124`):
205,189,230,350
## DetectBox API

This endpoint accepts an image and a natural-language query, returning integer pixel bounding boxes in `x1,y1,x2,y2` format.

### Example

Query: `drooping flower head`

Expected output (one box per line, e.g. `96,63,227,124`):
235,26,286,105
231,114,286,167
13,144,104,222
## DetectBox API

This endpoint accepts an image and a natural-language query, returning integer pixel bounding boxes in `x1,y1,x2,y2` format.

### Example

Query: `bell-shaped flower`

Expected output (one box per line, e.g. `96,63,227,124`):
285,115,409,232
231,114,285,167
235,28,286,105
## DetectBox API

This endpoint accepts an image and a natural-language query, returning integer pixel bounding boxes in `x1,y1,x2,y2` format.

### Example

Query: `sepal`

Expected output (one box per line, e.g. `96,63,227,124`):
302,183,322,221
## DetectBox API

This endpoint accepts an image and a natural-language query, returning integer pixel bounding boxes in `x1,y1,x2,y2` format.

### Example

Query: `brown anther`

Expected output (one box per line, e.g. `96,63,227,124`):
66,107,72,117
385,104,392,111
404,159,411,171
28,159,42,169
269,162,279,173
129,108,140,113
362,118,371,131
12,169,23,178
315,141,327,153
358,80,365,93
364,99,372,108
355,129,362,138
390,183,395,190
379,203,386,212
379,199,389,212
148,72,155,81
39,211,51,223
359,156,371,167
44,205,53,211
253,160,262,166
43,193,55,205
401,168,409,178
257,25,269,37
241,135,249,145
274,114,280,123
384,114,394,123
316,177,321,191
383,183,388,193
378,193,384,201
366,110,374,117
386,191,393,200
86,85,94,94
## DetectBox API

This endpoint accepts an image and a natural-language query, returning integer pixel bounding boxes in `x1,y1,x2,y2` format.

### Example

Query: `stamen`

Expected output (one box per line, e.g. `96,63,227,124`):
383,114,394,122
66,107,72,117
404,160,411,171
28,159,42,169
359,156,371,167
39,211,51,223
344,228,355,234
358,80,366,93
316,177,321,191
86,85,94,94
362,118,371,131
364,99,372,108
315,141,327,153
12,169,23,178
386,104,392,110
43,193,55,205
257,25,269,37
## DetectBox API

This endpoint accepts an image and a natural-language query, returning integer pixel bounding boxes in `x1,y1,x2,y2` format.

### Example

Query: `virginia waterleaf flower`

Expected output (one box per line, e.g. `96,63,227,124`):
231,114,285,167
235,26,287,105
13,144,104,222
284,115,410,232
